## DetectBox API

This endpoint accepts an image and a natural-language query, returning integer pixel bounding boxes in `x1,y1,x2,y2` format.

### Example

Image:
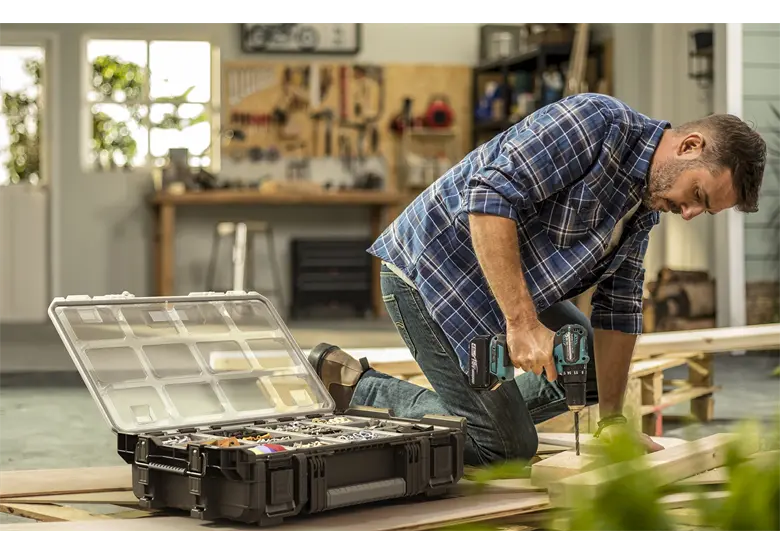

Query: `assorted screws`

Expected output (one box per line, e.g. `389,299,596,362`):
311,416,353,425
160,417,435,451
162,435,192,447
290,441,329,449
334,430,380,442
272,422,342,436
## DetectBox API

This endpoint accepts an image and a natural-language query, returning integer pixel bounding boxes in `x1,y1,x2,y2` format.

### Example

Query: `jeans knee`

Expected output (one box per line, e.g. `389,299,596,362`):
475,426,539,465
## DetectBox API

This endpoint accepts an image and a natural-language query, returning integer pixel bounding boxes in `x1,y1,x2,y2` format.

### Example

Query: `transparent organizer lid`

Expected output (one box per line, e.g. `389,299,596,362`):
48,291,335,434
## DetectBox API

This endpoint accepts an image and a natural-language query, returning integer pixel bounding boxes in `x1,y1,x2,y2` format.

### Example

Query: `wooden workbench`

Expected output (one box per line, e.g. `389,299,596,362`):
150,188,402,318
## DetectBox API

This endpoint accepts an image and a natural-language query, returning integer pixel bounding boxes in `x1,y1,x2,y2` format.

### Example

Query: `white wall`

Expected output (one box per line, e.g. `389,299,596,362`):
742,23,780,284
0,23,481,318
612,24,717,287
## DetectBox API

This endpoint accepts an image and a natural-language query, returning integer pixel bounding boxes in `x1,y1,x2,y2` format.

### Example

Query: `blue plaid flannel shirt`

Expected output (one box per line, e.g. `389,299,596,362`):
369,93,670,374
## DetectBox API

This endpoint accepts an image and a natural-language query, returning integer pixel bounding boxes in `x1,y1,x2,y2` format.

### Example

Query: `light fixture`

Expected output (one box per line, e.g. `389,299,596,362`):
688,29,714,88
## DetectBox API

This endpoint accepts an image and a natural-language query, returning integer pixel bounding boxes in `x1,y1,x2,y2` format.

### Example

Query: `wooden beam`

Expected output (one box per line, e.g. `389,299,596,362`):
548,433,755,508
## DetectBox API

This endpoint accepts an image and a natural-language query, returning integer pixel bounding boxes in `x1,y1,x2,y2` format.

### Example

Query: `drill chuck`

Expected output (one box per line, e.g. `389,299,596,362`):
554,324,589,410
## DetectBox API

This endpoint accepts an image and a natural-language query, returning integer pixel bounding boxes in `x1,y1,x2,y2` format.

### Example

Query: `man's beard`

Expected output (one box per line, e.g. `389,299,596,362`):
643,158,696,212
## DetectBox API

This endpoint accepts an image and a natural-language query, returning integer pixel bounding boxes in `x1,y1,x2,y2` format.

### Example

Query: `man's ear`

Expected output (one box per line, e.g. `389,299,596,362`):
677,132,705,159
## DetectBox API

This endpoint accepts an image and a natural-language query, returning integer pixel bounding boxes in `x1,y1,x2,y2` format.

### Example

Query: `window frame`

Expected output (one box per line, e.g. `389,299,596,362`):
81,33,221,173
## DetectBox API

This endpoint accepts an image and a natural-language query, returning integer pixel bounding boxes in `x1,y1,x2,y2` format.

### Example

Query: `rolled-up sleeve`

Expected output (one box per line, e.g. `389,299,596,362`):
590,237,650,334
464,94,612,220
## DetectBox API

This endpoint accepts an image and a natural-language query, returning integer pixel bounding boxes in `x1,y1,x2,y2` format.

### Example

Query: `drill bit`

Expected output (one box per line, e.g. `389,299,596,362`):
574,411,580,456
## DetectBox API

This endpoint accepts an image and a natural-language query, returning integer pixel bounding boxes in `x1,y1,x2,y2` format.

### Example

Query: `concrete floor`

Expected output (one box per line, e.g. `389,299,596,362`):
0,320,778,525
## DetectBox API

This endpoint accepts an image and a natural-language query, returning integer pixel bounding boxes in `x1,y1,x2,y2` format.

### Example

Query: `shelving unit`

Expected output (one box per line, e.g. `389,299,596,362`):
470,40,604,149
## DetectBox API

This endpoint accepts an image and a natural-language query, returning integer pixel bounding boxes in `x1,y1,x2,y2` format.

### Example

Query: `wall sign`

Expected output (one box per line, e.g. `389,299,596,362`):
240,24,362,55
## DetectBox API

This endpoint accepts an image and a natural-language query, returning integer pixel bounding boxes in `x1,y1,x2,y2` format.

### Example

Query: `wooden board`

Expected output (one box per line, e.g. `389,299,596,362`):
7,491,140,506
0,465,131,499
0,503,112,522
548,433,755,508
633,323,780,358
536,433,686,452
530,451,601,488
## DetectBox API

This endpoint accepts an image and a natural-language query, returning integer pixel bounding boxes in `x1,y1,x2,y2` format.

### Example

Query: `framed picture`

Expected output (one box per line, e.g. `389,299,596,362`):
240,24,362,55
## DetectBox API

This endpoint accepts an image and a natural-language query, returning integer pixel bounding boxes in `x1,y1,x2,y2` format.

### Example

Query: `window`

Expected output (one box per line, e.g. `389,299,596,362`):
84,39,215,171
0,45,45,185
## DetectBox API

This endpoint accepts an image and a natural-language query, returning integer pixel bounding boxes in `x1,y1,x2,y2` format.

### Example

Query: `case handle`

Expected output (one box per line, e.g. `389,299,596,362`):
141,461,188,476
326,478,406,510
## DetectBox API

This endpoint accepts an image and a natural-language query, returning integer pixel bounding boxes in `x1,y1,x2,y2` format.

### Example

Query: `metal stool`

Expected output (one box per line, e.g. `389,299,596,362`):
205,221,284,305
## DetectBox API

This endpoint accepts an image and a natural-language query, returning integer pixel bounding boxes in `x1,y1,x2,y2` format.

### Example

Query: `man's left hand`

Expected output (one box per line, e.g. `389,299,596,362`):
596,422,665,453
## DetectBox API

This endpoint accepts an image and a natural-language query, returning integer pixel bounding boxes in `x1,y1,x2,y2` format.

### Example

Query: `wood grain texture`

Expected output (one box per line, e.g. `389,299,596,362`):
7,491,140,505
530,451,601,488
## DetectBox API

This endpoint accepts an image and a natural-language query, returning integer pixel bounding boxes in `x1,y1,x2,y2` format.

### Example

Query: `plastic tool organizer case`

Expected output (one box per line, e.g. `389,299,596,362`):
49,291,465,526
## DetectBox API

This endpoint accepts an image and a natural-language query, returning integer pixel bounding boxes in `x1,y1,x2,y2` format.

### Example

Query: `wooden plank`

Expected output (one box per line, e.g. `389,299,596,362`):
633,323,780,357
675,450,780,486
8,491,140,506
0,466,131,499
536,433,687,452
549,433,755,508
690,353,714,421
0,503,112,522
640,386,720,415
530,451,601,488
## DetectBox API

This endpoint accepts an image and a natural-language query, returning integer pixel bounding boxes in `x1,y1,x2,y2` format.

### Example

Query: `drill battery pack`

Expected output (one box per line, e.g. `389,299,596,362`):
467,335,494,389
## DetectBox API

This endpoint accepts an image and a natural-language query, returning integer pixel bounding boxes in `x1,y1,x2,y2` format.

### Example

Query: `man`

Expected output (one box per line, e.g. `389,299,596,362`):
310,93,767,467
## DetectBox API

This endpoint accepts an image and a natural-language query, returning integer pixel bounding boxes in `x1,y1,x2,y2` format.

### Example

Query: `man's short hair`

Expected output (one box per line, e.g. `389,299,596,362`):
676,114,767,213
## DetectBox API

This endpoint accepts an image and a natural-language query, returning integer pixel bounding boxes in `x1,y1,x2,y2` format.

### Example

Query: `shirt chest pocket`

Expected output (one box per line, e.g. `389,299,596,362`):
537,181,606,249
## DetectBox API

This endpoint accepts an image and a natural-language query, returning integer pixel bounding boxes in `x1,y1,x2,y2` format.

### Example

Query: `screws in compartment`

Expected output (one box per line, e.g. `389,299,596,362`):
290,441,328,449
334,430,379,442
311,416,352,425
162,435,191,446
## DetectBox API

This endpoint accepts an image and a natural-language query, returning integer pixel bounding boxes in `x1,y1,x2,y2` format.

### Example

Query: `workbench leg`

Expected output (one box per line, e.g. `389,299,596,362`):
640,372,663,436
689,353,715,422
155,204,176,296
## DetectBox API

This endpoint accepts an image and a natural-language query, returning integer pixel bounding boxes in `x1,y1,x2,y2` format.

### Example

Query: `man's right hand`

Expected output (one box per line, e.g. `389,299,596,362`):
506,318,557,382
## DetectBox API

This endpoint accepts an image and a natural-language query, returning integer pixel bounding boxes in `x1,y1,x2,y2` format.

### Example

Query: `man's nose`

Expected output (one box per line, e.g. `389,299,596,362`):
682,205,703,220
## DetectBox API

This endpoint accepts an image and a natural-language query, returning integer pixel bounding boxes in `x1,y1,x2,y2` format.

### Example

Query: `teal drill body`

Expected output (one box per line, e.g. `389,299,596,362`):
469,324,590,454
484,324,589,387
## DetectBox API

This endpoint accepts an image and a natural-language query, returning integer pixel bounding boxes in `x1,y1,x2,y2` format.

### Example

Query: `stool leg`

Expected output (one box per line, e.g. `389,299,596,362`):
266,226,285,307
232,223,248,291
206,226,221,291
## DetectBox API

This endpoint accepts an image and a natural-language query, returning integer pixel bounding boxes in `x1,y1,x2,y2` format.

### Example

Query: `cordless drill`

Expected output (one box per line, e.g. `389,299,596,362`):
553,324,590,456
468,323,590,455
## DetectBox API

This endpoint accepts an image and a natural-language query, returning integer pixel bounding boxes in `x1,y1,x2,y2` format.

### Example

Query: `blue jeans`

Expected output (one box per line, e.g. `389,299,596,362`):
351,264,599,467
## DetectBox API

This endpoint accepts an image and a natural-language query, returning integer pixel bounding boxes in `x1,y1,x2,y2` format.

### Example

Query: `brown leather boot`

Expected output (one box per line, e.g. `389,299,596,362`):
308,343,370,412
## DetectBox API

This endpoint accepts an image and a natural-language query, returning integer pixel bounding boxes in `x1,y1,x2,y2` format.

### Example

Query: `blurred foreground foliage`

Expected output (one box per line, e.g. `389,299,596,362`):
458,416,780,532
